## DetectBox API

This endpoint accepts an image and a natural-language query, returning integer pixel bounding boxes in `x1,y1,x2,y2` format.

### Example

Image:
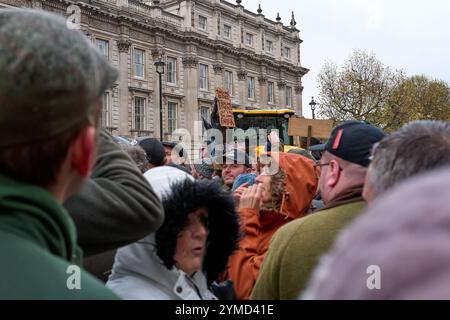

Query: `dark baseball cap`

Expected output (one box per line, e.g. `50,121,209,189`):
139,138,166,166
316,121,386,167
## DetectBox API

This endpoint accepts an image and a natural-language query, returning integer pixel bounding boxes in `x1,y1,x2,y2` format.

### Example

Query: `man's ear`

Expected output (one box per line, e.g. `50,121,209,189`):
326,159,341,188
71,126,96,178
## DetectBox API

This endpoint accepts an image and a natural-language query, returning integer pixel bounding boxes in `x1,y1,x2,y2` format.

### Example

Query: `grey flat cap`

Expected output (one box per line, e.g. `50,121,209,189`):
0,9,118,147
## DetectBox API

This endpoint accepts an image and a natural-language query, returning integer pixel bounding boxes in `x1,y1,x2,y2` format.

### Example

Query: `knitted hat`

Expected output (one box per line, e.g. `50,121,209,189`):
0,9,118,147
193,160,214,179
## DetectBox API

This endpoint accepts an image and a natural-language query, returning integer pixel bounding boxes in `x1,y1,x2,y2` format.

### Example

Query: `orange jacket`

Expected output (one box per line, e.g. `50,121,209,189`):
224,152,318,299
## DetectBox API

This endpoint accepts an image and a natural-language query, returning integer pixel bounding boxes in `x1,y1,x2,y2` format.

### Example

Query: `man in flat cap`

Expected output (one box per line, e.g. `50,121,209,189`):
0,9,120,298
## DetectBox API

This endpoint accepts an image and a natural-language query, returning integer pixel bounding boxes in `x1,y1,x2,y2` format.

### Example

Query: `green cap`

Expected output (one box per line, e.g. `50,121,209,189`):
0,9,118,147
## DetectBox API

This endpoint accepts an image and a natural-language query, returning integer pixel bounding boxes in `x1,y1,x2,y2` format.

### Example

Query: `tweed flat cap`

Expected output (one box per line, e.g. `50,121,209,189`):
0,9,118,147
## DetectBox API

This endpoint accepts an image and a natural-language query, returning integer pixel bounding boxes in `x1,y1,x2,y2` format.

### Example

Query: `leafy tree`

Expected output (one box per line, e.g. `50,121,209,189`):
316,50,450,131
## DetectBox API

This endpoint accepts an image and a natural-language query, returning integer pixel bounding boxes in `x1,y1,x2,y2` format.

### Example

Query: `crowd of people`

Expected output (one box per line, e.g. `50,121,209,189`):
1,8,450,300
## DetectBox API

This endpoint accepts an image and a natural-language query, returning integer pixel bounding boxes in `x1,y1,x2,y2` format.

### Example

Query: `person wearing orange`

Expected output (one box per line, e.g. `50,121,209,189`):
224,152,318,299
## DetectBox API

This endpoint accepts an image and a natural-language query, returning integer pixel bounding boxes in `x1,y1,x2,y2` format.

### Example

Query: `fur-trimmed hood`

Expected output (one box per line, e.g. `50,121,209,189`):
156,179,240,285
107,177,240,299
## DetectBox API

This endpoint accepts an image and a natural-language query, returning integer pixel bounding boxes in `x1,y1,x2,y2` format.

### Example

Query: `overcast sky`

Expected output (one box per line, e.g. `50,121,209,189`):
246,0,450,117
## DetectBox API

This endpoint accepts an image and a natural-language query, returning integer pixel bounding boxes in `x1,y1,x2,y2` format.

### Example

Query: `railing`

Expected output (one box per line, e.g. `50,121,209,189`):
161,11,183,27
99,0,184,28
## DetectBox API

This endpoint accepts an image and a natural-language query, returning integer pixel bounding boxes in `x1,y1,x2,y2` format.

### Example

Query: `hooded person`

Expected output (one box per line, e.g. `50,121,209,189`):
106,166,240,299
223,152,318,299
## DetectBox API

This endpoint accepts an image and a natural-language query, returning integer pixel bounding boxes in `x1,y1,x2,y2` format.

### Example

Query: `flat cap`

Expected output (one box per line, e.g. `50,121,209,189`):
0,9,118,147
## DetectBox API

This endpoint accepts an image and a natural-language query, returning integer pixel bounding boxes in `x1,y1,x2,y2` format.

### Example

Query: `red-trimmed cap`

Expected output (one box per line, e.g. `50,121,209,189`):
323,121,386,167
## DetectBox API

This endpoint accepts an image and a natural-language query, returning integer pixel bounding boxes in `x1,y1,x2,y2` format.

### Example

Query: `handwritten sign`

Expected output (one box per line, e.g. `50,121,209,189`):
215,88,235,128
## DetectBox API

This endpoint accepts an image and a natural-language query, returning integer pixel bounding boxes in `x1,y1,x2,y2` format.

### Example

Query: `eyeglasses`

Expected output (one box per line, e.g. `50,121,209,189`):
313,160,343,176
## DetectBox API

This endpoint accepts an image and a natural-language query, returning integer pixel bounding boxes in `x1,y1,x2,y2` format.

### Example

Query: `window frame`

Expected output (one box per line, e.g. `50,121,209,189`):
247,76,255,100
199,64,209,90
267,81,274,104
134,96,146,131
245,32,254,47
166,56,177,85
200,106,210,135
198,15,208,31
224,70,233,95
101,91,112,128
133,48,145,79
223,24,232,39
285,86,293,107
265,40,273,53
167,101,178,135
283,46,291,59
95,38,109,59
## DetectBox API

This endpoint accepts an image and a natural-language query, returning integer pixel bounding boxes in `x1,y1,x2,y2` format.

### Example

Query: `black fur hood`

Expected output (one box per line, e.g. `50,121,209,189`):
155,179,240,285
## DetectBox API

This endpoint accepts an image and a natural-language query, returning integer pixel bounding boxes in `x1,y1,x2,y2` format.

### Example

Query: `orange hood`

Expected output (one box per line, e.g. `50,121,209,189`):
265,152,318,220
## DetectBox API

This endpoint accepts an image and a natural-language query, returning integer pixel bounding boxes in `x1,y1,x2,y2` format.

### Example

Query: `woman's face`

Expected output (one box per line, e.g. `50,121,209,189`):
174,207,209,276
256,167,272,204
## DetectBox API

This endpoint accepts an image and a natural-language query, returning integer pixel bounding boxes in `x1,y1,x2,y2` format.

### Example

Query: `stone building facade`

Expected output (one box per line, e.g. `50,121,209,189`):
0,0,308,140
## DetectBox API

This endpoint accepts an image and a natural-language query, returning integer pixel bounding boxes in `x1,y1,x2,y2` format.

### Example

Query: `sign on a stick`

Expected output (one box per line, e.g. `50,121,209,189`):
215,88,235,128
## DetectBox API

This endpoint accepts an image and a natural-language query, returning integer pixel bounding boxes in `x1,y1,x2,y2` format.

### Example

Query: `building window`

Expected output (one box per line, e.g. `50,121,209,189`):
245,33,253,46
199,64,208,90
265,40,273,53
223,24,232,39
268,82,274,104
283,47,291,59
285,86,293,106
96,39,109,58
133,48,145,78
247,76,255,100
134,97,146,130
168,102,178,134
198,15,207,31
101,92,111,127
200,106,210,134
166,57,177,84
224,70,233,95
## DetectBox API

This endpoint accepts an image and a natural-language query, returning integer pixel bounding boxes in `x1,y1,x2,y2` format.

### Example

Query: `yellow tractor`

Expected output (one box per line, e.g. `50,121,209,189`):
231,108,302,155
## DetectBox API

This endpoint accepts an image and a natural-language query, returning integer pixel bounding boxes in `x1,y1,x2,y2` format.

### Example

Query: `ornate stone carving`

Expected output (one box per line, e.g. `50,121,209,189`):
258,76,267,85
191,2,195,28
182,56,199,68
277,80,286,89
295,85,304,94
213,64,224,75
151,48,164,60
237,69,248,81
3,0,28,7
117,38,132,53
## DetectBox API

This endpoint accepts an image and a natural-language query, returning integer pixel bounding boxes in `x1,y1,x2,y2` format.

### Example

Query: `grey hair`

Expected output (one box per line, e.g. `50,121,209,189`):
367,120,450,198
120,144,149,174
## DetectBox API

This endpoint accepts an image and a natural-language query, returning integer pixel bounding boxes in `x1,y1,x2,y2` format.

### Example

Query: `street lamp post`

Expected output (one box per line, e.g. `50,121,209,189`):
309,96,317,119
155,58,165,141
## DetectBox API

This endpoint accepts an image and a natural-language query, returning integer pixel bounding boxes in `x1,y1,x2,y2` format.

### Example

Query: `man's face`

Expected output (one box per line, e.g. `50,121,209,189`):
164,146,173,165
222,163,248,187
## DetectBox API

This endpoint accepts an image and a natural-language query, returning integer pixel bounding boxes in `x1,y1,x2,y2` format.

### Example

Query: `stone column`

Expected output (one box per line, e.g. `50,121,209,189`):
258,75,267,107
237,69,247,106
295,84,304,116
182,55,199,139
213,63,224,90
116,36,132,135
277,80,286,107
